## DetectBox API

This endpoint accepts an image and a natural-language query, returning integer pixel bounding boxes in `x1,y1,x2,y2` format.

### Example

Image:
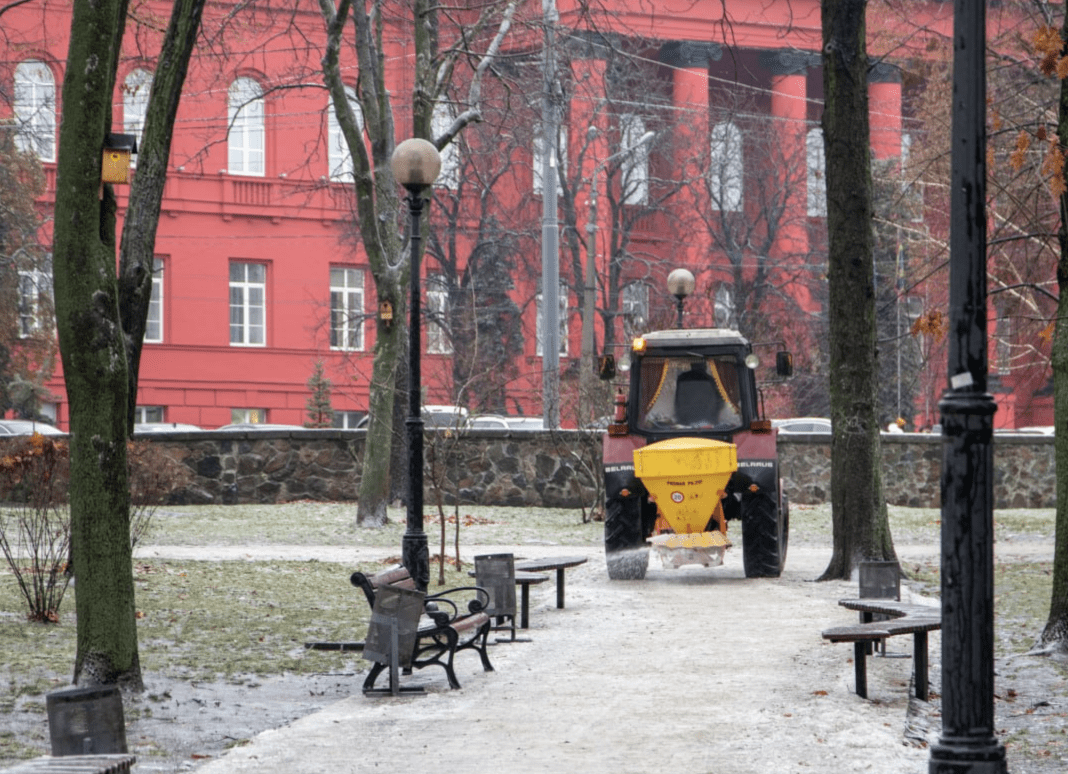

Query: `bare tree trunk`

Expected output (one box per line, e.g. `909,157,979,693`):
52,0,142,688
818,0,896,580
118,0,206,434
1039,2,1068,654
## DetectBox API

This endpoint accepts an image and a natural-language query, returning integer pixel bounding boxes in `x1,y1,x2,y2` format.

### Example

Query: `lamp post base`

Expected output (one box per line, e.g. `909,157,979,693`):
929,739,1006,774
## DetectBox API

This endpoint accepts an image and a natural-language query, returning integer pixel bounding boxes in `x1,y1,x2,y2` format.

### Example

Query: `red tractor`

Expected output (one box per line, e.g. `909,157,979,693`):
599,328,792,580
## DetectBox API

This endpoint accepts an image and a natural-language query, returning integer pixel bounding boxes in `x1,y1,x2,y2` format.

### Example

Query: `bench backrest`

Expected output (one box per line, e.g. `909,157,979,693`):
350,565,416,609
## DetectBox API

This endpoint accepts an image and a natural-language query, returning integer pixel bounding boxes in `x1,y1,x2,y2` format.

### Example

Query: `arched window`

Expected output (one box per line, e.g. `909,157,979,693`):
432,102,460,190
14,60,56,161
228,78,265,176
709,121,743,212
806,127,826,217
620,114,650,206
123,69,153,165
328,86,363,182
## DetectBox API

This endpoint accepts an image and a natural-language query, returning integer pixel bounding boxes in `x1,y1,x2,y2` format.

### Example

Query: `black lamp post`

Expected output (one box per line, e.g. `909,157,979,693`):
666,268,695,329
391,138,441,593
928,2,1006,772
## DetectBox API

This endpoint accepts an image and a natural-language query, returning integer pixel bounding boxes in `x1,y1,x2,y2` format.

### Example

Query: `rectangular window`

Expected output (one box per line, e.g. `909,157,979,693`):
135,406,165,424
331,410,364,429
231,408,266,424
145,257,164,343
329,267,364,350
228,78,265,176
14,60,56,162
536,288,568,357
230,262,266,346
18,258,53,338
427,275,451,355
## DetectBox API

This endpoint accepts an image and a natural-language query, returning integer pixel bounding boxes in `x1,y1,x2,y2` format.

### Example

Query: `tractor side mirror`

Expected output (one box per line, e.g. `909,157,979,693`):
776,351,793,378
598,355,617,380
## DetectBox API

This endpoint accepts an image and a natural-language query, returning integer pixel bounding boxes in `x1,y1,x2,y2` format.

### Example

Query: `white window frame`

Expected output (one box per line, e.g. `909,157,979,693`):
329,266,364,351
328,86,363,182
228,78,265,176
535,288,568,357
145,257,164,343
709,121,744,212
427,274,451,355
620,114,650,206
231,408,267,424
432,102,460,190
123,69,152,157
14,60,56,162
332,410,363,429
806,127,827,218
229,262,266,346
533,122,567,195
135,406,164,424
622,281,649,337
18,257,53,338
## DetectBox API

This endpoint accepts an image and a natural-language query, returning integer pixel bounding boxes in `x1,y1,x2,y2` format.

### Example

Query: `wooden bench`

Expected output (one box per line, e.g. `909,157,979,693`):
514,555,587,609
822,599,941,700
348,565,495,693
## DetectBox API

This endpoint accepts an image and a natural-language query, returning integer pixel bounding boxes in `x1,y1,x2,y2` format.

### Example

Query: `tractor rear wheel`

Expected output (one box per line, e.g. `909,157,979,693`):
741,490,788,578
604,495,649,580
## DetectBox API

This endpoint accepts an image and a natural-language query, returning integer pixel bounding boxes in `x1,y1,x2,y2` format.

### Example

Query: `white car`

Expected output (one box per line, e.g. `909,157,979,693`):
134,422,203,433
772,417,832,434
0,419,65,436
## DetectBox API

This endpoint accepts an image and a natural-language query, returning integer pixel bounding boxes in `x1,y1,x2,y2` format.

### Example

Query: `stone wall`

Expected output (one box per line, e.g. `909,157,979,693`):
135,429,1056,509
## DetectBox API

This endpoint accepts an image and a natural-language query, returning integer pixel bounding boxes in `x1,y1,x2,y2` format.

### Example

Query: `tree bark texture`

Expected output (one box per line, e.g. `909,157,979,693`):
321,0,405,527
819,0,896,580
118,0,206,434
1042,0,1068,654
52,0,142,688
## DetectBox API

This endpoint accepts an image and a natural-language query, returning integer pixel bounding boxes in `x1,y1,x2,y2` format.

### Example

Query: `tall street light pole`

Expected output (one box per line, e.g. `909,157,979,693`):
928,2,1006,772
391,138,441,593
581,129,655,424
540,0,560,430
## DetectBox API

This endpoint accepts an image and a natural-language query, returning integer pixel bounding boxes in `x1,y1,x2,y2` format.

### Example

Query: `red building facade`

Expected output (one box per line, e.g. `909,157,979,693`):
1,1,1048,431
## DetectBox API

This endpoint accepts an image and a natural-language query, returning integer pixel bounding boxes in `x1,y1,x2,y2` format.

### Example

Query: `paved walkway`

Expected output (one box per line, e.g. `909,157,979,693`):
183,544,970,774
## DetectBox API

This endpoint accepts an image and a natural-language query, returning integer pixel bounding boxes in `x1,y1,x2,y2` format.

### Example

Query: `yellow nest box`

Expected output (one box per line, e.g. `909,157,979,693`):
102,133,138,184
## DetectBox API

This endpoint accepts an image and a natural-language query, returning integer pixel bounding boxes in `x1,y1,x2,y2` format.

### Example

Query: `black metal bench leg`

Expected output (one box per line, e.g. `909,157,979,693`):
520,583,531,628
913,631,929,701
555,568,565,609
853,642,868,699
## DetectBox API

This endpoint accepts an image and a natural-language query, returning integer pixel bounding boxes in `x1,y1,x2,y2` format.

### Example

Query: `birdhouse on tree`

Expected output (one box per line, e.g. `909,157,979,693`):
102,133,138,184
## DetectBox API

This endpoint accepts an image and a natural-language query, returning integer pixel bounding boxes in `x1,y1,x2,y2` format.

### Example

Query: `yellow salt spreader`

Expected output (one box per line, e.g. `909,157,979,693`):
633,437,738,569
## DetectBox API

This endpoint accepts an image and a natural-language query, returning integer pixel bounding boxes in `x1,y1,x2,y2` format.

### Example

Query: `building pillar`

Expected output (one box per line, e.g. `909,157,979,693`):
764,51,817,311
660,41,717,282
869,63,903,162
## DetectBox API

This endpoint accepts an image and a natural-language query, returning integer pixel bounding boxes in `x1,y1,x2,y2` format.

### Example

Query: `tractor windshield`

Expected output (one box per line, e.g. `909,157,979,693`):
634,354,744,434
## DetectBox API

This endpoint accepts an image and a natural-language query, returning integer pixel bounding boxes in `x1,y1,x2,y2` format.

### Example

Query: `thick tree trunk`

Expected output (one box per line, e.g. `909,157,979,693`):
118,0,206,434
52,0,142,688
1040,4,1068,654
819,0,896,580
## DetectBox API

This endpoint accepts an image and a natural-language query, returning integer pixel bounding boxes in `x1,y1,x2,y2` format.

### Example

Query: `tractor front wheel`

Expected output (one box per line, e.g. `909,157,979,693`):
604,495,650,580
741,490,788,578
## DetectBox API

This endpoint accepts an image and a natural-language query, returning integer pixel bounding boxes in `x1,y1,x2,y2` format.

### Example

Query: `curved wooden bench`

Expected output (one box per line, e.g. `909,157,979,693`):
350,566,494,693
822,599,941,700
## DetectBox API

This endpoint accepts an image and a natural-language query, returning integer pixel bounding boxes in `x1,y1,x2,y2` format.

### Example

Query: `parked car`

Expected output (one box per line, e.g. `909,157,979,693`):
468,414,543,430
0,419,64,436
772,417,832,434
215,423,306,431
133,422,203,433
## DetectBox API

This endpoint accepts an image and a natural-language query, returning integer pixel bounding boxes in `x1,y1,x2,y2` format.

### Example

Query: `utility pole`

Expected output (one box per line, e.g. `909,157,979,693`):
540,0,560,430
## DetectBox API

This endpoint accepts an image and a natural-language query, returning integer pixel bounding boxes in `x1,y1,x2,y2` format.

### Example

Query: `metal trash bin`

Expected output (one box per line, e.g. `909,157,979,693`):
46,684,128,756
859,560,901,600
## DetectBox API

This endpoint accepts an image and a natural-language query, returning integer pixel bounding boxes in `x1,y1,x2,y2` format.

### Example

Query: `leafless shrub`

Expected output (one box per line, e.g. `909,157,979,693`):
0,434,71,622
127,441,194,549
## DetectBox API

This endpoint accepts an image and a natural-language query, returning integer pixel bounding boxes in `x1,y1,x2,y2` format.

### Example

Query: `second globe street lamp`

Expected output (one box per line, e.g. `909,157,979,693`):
391,137,441,592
